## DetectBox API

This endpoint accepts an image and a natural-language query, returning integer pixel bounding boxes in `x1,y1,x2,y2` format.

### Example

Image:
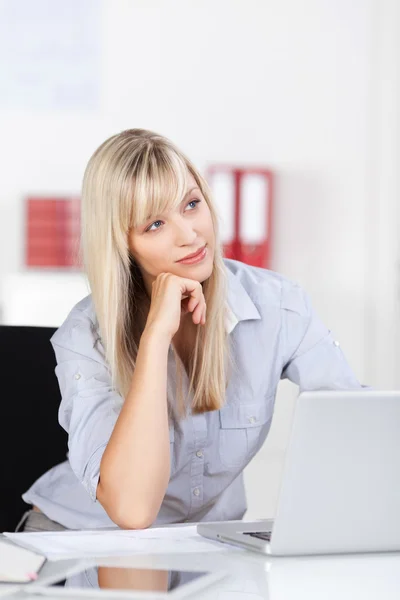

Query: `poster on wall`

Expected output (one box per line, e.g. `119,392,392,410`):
0,0,100,110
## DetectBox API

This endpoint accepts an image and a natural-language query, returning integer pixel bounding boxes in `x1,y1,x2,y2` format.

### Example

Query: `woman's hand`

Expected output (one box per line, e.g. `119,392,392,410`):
144,273,206,340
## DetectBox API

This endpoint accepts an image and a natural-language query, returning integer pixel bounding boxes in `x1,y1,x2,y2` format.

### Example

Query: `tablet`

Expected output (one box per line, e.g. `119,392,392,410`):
27,565,226,599
0,539,46,583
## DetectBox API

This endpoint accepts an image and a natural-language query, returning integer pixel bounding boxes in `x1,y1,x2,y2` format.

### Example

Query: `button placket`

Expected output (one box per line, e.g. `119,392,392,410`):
189,413,207,512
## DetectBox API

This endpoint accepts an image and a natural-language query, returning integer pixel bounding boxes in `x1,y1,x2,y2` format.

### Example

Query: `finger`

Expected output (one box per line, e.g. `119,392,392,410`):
192,301,204,325
181,297,191,313
187,292,203,313
193,299,206,325
187,298,197,314
180,278,203,299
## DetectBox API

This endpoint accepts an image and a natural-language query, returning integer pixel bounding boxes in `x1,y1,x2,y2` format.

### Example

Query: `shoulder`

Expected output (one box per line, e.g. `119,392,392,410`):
51,294,100,353
223,258,309,317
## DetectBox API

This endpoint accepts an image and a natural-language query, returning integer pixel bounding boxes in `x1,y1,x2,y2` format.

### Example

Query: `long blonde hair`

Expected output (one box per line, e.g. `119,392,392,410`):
81,128,231,415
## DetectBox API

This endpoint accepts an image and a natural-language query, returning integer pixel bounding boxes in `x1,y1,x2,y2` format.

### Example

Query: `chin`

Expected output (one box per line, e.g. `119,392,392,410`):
176,261,213,283
194,263,214,283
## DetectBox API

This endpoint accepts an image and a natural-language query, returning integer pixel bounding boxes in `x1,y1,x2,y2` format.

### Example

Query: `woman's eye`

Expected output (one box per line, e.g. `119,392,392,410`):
147,220,163,232
187,199,201,210
145,200,200,232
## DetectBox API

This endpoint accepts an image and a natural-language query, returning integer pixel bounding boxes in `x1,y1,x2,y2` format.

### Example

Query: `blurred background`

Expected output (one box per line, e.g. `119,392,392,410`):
0,0,399,519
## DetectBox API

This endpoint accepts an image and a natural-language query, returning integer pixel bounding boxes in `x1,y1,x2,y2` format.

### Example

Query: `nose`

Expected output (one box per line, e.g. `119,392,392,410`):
174,217,197,246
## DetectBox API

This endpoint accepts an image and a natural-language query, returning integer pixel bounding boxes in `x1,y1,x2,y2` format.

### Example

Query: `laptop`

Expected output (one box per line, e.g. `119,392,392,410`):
198,390,400,555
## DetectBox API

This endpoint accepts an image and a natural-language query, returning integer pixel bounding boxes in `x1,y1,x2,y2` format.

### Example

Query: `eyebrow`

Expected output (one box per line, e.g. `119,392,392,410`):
141,187,201,227
183,186,200,199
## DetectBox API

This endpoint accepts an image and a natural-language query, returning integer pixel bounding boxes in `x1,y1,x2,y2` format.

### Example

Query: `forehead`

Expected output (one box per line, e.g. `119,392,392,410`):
133,171,202,229
186,172,197,189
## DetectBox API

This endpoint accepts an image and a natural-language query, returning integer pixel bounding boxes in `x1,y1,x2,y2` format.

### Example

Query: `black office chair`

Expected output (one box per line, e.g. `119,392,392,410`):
0,325,68,532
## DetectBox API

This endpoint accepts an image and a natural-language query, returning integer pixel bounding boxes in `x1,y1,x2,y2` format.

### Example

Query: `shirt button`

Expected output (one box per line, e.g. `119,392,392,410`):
74,373,81,380
248,416,257,424
196,450,203,458
193,487,200,497
333,340,340,347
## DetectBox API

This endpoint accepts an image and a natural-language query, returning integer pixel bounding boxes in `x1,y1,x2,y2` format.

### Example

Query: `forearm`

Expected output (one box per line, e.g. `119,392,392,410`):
97,328,171,529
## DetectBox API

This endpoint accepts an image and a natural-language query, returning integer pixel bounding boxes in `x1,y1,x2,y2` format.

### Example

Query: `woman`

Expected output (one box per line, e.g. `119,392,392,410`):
18,128,363,533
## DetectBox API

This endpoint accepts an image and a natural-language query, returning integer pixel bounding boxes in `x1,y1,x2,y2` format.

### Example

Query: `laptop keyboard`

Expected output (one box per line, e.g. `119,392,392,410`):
243,531,272,542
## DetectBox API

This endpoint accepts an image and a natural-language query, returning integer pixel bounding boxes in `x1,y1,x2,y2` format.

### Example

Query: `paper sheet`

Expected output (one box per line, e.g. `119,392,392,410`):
4,526,238,560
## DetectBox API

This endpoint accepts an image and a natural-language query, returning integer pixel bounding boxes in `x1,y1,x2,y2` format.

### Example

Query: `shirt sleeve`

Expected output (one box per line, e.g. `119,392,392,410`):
51,313,121,502
280,280,368,391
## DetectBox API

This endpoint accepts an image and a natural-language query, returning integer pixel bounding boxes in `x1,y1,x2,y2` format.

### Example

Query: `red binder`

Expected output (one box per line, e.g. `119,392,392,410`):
26,197,80,268
207,166,274,269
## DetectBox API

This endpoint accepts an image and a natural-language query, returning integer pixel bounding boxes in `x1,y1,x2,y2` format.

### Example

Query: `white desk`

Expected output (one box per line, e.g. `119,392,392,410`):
1,537,400,600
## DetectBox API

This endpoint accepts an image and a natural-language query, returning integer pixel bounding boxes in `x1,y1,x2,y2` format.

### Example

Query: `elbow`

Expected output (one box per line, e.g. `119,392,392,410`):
111,502,157,530
114,512,155,531
97,480,158,530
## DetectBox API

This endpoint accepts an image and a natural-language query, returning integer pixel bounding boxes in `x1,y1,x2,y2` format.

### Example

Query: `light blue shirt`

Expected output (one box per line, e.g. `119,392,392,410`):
23,259,364,529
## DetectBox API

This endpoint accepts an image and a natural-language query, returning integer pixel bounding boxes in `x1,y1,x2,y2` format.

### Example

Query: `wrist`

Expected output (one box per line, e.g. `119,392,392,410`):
141,325,172,348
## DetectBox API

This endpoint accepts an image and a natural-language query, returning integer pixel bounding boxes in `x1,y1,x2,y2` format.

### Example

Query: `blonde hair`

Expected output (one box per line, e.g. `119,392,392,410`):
81,128,231,415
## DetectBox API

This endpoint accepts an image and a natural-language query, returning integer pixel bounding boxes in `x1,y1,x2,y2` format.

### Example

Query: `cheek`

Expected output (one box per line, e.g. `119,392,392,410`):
204,212,215,240
198,204,213,229
137,239,174,270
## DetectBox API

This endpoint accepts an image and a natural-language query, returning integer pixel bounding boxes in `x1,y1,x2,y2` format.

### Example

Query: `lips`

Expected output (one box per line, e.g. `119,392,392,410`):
177,244,207,262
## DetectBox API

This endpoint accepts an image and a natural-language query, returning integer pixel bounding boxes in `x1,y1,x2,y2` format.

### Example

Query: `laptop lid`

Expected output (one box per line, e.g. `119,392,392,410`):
270,391,400,555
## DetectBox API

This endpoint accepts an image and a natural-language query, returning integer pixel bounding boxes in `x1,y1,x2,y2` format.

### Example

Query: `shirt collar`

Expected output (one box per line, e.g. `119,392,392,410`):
225,267,262,334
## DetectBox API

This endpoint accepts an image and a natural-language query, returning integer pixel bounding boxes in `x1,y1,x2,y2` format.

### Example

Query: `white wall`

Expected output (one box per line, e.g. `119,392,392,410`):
0,0,393,520
365,0,400,391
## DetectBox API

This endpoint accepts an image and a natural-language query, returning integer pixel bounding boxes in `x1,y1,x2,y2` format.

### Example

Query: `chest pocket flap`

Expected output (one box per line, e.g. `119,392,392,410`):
217,398,274,469
219,398,273,429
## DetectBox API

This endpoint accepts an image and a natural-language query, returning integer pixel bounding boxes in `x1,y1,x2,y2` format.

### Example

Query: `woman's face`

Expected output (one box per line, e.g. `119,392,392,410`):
128,173,215,294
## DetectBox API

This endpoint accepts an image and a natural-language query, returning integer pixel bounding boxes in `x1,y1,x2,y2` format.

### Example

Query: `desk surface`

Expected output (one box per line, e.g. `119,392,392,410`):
2,536,400,600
